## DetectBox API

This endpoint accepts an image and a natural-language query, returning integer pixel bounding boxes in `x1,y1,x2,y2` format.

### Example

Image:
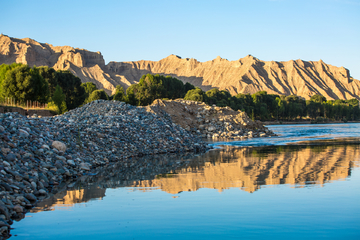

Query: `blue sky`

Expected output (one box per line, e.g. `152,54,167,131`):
2,0,360,79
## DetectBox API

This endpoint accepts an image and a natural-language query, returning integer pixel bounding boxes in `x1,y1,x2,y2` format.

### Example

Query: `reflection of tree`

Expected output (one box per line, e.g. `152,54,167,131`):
31,145,360,212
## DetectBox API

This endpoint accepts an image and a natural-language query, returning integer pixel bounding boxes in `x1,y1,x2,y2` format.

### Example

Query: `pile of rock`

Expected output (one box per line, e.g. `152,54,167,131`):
0,100,208,239
148,99,276,140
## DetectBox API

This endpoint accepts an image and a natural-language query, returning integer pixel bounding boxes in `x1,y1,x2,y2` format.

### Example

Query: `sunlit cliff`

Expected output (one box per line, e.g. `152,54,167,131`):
2,34,360,100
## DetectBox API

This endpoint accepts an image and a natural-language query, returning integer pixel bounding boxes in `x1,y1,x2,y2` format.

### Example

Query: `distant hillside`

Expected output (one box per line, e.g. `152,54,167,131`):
0,34,116,95
1,34,360,100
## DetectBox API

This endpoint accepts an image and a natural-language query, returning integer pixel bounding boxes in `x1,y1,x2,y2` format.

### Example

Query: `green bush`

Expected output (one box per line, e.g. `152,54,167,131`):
184,87,206,102
88,89,109,102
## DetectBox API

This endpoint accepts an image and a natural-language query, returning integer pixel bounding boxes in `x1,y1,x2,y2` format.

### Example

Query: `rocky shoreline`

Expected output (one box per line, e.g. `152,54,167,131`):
0,100,209,239
0,100,275,239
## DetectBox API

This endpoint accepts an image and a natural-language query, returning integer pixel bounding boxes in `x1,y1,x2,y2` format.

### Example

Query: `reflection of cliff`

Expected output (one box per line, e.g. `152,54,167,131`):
31,187,105,213
30,152,199,213
30,145,360,212
130,145,359,193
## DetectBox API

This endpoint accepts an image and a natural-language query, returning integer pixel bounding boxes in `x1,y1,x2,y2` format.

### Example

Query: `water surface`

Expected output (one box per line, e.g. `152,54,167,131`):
210,123,360,147
12,123,360,239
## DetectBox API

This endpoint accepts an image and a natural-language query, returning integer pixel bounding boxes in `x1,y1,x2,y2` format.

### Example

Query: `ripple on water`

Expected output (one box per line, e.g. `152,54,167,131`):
209,123,360,148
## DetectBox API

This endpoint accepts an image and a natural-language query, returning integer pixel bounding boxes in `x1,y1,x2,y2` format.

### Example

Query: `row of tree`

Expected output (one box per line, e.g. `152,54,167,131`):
0,63,85,113
184,88,360,121
110,73,360,121
1,65,359,121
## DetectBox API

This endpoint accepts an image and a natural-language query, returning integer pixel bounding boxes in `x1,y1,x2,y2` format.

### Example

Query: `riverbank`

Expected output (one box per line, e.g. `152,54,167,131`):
0,100,210,239
0,99,277,239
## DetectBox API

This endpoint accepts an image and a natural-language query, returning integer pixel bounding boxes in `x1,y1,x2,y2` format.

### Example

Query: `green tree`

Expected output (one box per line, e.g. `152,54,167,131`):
37,66,57,96
81,82,97,103
306,100,321,119
51,85,67,114
2,64,49,103
184,87,206,102
275,97,285,120
310,94,326,103
184,82,195,93
55,70,85,109
0,63,26,100
235,93,254,115
124,74,193,106
205,88,232,107
88,89,109,102
125,85,138,105
81,82,97,96
112,85,126,101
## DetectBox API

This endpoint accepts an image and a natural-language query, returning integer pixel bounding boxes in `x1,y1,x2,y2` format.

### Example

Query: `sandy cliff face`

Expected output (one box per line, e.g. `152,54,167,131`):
110,54,360,100
1,34,359,100
0,34,115,94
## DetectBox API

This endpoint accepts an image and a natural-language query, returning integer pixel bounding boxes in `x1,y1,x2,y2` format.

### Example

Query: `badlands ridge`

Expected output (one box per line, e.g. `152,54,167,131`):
1,34,359,100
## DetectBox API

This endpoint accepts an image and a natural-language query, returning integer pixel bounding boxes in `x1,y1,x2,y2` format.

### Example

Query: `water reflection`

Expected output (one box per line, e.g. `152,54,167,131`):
32,144,360,212
31,187,106,212
132,144,359,193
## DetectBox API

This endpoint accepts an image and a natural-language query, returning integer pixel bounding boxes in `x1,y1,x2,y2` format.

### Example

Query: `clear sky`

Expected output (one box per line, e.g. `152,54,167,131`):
1,0,360,79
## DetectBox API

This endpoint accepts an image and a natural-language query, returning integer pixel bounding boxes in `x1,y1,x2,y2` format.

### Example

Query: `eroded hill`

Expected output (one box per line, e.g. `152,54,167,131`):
1,34,360,100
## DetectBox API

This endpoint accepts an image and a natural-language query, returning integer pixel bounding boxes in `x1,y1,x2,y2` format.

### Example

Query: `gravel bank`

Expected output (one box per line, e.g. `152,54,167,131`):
0,100,209,239
148,99,276,139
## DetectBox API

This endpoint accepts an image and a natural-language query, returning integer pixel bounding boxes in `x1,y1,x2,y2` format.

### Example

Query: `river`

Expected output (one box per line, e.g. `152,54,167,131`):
11,123,360,239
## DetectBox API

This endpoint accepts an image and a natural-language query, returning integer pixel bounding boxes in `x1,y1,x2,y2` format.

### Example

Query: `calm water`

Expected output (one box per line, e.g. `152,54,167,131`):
12,123,360,239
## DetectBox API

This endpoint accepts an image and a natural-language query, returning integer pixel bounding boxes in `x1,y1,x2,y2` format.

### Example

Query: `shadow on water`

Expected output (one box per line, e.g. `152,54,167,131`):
32,143,360,212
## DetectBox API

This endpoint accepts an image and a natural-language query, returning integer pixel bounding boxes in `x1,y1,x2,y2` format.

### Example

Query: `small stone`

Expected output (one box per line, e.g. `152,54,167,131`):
1,148,10,155
3,161,10,167
19,129,30,137
24,193,37,202
207,125,216,132
6,153,16,161
41,144,50,150
23,152,32,158
79,163,90,171
0,226,9,236
67,160,76,166
56,156,67,161
52,141,67,152
38,189,47,195
13,205,23,213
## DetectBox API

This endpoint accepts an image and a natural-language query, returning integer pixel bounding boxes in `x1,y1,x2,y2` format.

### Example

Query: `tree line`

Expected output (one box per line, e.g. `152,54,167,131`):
112,73,360,122
0,63,85,113
1,64,358,121
184,88,360,121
